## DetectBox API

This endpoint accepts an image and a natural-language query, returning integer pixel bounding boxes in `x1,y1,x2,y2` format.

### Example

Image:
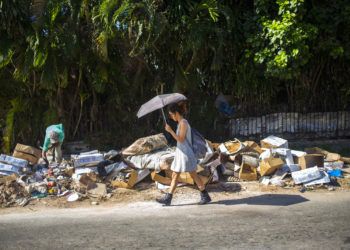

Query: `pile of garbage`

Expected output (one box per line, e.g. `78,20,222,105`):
0,134,349,208
217,135,350,189
0,174,30,207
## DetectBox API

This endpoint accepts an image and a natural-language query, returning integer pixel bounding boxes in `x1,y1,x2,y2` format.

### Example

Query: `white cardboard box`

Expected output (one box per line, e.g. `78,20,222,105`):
261,135,289,149
291,166,322,184
0,154,28,168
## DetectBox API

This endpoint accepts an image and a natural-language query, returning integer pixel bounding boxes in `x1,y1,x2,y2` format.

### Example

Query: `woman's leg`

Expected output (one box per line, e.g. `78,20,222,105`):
156,171,179,206
189,171,205,191
169,172,180,194
190,171,211,204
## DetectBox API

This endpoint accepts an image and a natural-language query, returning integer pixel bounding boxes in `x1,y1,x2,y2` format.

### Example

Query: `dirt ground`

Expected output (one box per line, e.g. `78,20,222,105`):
1,176,349,215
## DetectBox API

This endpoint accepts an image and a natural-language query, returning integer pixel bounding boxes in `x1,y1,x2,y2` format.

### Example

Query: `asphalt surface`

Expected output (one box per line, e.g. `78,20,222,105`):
0,192,350,250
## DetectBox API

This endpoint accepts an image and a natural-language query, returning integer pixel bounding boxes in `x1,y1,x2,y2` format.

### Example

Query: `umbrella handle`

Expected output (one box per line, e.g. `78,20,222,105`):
161,108,167,124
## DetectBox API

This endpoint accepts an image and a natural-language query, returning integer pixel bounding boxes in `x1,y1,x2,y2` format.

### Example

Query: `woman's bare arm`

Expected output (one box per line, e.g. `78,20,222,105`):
165,120,187,143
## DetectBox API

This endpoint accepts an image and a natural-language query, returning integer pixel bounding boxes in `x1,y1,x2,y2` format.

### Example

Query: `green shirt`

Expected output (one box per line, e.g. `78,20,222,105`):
42,124,65,152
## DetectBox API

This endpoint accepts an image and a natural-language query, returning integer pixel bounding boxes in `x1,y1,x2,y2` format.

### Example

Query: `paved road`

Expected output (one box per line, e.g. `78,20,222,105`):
1,192,350,249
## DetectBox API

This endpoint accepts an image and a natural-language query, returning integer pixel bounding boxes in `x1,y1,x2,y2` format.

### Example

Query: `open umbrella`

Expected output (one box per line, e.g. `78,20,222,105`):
137,93,187,123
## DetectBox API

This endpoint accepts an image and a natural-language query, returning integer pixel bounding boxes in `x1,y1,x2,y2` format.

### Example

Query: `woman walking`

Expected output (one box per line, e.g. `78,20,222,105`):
156,102,211,206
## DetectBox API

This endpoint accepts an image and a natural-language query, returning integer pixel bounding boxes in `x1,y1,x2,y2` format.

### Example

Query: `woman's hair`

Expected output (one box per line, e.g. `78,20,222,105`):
168,101,188,115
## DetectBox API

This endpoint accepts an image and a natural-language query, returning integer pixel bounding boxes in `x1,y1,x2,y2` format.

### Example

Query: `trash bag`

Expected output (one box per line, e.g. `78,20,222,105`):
122,133,168,156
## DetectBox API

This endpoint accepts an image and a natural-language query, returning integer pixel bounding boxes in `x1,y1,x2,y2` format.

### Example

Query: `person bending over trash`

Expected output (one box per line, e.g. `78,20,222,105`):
156,102,211,206
42,124,65,164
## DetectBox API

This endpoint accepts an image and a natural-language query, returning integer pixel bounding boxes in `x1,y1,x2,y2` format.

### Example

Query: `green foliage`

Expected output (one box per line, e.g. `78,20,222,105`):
0,0,349,150
249,0,317,79
3,98,23,153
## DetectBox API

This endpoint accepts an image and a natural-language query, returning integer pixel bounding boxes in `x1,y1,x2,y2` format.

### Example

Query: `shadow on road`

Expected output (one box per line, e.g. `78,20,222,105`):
212,194,309,206
207,182,242,193
170,194,308,207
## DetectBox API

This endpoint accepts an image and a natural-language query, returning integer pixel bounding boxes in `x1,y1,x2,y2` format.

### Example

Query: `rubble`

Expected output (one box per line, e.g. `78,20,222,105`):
0,134,349,208
0,174,30,207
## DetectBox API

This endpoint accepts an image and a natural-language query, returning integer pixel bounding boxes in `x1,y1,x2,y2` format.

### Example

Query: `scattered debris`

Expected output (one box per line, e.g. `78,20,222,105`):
0,134,349,208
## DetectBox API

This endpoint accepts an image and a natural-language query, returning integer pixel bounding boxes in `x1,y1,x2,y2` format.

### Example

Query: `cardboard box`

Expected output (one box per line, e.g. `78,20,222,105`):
0,163,21,175
239,162,257,181
291,166,322,184
260,135,288,149
13,143,41,164
242,155,259,168
260,157,284,176
73,153,104,168
219,139,243,155
243,141,262,154
0,154,28,168
151,170,209,186
304,171,330,186
295,154,324,170
111,170,138,188
290,150,307,158
13,151,38,164
14,143,42,158
111,169,150,189
305,147,340,162
273,148,294,165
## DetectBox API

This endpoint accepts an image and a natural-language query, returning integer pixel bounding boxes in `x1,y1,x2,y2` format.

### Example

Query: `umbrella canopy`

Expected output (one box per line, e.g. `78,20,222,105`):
137,93,187,120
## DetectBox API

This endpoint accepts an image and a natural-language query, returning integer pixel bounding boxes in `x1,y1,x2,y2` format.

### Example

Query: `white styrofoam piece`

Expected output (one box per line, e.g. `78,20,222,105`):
304,171,330,186
291,166,322,184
